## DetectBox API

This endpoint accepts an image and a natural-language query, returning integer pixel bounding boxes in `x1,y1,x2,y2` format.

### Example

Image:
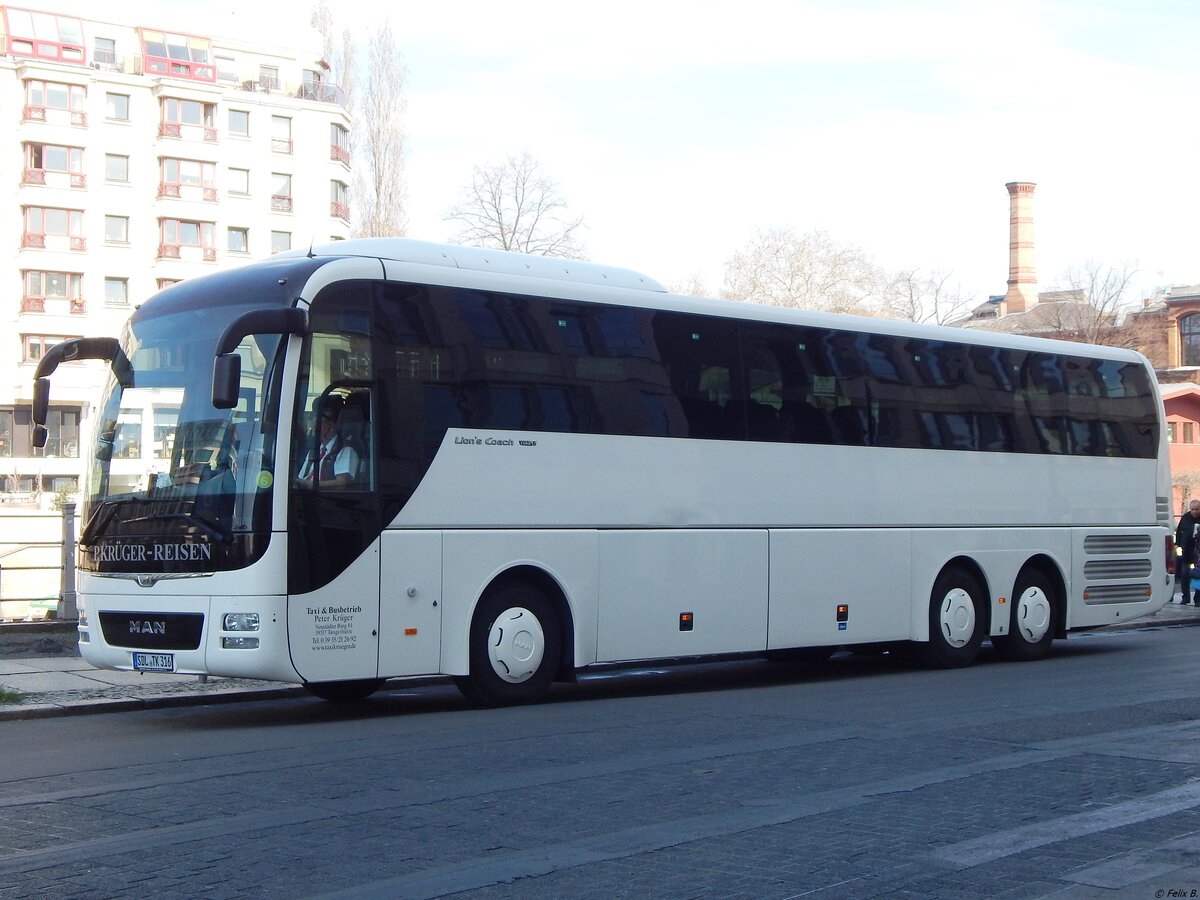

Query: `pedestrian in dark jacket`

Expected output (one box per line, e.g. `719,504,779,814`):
1177,500,1200,604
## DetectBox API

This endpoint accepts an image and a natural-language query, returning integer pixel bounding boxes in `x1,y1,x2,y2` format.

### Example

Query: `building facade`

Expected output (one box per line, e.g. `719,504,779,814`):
0,5,352,504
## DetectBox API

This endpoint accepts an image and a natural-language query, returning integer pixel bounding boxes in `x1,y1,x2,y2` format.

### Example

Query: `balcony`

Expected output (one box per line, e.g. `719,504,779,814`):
20,296,45,313
157,242,181,259
70,298,86,314
271,138,293,154
20,232,45,248
271,194,293,212
158,182,181,198
331,144,350,165
331,201,350,221
22,168,46,185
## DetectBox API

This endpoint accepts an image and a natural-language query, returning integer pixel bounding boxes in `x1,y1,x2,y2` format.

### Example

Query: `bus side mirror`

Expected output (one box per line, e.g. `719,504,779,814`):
212,354,242,409
32,424,48,450
32,376,50,425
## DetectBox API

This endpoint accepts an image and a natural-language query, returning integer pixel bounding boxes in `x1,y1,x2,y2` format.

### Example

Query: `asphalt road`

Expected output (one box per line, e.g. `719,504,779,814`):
3,626,1200,898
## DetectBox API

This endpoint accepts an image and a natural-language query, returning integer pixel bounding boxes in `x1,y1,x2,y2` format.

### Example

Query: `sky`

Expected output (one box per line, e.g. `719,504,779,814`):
49,0,1200,302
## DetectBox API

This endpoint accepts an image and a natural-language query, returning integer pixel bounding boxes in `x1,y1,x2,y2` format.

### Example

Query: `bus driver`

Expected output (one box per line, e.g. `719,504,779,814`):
297,396,360,490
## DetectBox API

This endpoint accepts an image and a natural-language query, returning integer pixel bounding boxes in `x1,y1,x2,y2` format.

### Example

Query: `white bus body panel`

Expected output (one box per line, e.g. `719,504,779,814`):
438,530,598,677
596,530,768,662
378,530,443,677
768,530,913,648
286,540,380,683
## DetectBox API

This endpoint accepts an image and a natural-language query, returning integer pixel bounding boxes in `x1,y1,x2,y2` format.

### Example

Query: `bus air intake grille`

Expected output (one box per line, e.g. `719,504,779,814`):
1158,496,1172,524
99,611,204,650
1083,559,1152,579
1083,535,1152,556
1081,584,1153,605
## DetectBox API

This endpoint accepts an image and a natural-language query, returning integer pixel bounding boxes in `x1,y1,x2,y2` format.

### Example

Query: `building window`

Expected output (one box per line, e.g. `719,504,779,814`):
271,173,293,211
160,218,216,260
93,36,116,65
22,334,81,365
1187,423,1196,444
24,80,86,124
39,407,82,458
159,158,216,199
258,65,280,90
106,92,130,121
139,29,214,81
105,215,129,243
216,54,236,82
104,277,128,305
23,270,81,312
23,143,85,186
4,8,84,63
271,115,292,153
330,123,350,164
1182,315,1200,367
157,278,182,290
271,231,291,254
0,408,13,458
160,98,216,140
228,167,250,195
227,227,249,253
229,109,249,137
1169,422,1178,443
153,406,180,458
330,180,350,220
23,207,84,250
105,154,129,182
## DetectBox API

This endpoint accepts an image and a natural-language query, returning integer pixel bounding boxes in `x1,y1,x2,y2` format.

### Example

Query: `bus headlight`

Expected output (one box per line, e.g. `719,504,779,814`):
223,612,260,632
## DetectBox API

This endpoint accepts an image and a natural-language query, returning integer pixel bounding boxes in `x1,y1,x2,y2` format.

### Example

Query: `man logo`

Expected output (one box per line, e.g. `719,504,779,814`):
129,620,167,635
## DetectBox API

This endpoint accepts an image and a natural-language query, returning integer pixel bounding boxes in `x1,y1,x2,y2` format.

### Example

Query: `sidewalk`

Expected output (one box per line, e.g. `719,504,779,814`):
4,599,1200,721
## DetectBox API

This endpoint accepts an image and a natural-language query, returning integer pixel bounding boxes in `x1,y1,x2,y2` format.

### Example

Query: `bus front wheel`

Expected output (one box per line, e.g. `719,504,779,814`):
992,570,1057,661
918,568,986,668
455,582,562,707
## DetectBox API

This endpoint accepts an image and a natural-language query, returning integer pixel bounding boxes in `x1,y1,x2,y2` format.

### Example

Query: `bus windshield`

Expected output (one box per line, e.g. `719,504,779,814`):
79,304,284,573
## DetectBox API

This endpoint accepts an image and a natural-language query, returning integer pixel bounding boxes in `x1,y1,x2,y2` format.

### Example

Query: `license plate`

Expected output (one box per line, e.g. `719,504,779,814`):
133,652,175,673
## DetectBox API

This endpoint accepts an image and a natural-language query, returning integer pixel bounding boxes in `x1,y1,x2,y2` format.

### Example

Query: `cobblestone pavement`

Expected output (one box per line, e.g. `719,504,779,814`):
2,624,1200,898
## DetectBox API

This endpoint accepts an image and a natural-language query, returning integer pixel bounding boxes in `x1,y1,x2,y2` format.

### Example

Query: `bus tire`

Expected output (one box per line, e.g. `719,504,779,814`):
304,678,383,702
918,567,986,668
455,581,561,707
992,569,1056,661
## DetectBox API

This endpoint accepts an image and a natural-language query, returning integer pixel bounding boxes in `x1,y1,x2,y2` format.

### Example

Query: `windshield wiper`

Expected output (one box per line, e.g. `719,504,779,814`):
123,512,231,542
79,498,128,547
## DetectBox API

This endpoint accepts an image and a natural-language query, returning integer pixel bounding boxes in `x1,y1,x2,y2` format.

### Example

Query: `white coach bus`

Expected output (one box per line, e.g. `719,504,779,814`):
31,239,1173,704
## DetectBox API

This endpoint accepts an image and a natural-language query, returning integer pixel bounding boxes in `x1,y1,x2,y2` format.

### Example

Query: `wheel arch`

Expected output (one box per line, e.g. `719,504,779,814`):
480,564,577,680
1013,554,1068,639
937,554,992,626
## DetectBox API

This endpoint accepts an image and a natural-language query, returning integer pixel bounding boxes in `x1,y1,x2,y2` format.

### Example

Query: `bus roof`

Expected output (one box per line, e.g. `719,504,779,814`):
279,237,667,294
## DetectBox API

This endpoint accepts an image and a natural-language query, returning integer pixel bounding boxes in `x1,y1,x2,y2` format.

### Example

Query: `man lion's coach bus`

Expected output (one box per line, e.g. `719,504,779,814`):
30,239,1173,704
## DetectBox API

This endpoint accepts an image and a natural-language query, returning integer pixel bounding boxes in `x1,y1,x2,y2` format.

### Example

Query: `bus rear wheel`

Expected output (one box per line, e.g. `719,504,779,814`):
455,582,562,707
992,570,1057,661
918,567,986,668
304,678,383,703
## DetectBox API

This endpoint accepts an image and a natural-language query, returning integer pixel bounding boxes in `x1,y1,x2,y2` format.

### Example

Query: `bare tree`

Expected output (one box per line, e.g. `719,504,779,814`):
882,268,974,325
446,152,586,258
720,228,886,315
667,273,713,297
353,20,407,237
310,1,356,108
1174,469,1200,513
997,261,1142,347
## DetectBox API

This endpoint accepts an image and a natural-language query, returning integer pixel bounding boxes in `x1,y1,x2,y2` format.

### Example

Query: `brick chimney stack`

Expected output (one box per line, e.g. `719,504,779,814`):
1003,181,1037,314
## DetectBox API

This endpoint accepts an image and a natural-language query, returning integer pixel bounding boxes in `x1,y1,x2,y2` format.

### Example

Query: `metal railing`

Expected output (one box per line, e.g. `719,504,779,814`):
0,502,76,623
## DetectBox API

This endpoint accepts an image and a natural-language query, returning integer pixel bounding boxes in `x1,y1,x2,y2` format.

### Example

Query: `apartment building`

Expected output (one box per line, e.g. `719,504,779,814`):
0,5,352,504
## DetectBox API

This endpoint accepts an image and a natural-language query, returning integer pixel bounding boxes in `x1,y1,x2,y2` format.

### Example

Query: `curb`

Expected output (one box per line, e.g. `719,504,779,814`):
0,685,309,721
